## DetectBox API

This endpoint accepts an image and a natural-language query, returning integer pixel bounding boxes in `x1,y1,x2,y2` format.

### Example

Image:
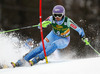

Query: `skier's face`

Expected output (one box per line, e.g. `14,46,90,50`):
55,17,62,21
53,14,63,21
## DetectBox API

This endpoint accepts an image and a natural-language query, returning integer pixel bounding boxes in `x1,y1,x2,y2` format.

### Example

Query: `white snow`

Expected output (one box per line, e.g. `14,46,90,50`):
0,33,100,74
0,33,29,66
0,57,100,74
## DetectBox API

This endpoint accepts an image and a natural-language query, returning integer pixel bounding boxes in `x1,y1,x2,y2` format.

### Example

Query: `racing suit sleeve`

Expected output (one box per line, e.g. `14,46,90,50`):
67,18,85,38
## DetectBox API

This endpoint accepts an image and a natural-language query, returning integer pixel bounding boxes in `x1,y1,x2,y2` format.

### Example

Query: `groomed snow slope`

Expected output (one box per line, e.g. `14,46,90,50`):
0,57,100,74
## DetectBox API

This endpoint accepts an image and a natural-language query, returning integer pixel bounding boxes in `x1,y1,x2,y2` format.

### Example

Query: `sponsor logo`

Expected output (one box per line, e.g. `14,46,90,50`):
45,38,49,42
55,9,60,11
70,24,77,29
61,28,70,35
56,25,63,28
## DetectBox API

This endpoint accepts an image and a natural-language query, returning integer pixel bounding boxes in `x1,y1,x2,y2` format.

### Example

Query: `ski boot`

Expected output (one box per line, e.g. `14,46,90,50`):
29,60,34,66
29,56,41,66
11,62,21,68
11,62,16,68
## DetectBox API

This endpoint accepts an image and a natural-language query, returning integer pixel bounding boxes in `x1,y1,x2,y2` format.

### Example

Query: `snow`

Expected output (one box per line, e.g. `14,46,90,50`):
0,57,100,74
0,33,29,66
0,33,100,74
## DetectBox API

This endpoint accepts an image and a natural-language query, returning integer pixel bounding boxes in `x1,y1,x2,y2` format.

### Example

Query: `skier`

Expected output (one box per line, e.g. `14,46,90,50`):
11,5,85,67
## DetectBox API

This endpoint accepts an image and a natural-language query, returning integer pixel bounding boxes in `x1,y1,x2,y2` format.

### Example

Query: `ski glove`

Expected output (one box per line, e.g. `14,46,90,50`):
38,21,51,28
81,37,90,45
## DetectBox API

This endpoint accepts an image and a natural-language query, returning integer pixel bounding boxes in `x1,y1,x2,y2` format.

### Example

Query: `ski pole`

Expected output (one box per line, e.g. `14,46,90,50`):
39,0,48,63
82,38,100,55
0,24,39,34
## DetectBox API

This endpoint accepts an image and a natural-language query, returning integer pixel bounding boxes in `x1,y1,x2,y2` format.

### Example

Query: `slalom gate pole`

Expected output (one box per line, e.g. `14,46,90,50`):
82,38,100,55
39,0,48,63
0,24,39,34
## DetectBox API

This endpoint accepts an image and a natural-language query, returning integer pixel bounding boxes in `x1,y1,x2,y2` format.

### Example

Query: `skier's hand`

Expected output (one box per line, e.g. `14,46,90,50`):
38,21,51,28
81,37,88,42
81,37,90,45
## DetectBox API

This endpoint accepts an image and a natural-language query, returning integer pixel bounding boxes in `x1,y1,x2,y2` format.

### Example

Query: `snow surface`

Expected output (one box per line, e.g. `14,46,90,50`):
0,33,100,74
0,57,100,74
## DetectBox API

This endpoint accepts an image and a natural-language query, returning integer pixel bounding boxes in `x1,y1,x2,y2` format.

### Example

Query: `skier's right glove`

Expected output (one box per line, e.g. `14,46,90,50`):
38,21,51,29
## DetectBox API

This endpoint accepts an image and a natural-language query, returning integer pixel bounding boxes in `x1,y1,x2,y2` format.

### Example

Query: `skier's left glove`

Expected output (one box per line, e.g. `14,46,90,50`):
79,28,90,45
81,37,90,45
81,37,88,42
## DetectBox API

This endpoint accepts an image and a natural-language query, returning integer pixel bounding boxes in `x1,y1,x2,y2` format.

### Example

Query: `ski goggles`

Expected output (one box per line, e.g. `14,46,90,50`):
53,14,63,18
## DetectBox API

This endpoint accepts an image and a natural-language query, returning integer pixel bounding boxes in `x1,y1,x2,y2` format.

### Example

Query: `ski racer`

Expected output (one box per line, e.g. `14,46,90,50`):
11,5,85,67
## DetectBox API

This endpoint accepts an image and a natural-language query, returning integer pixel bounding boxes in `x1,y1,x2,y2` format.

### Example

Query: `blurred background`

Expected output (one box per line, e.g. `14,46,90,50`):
0,0,100,58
